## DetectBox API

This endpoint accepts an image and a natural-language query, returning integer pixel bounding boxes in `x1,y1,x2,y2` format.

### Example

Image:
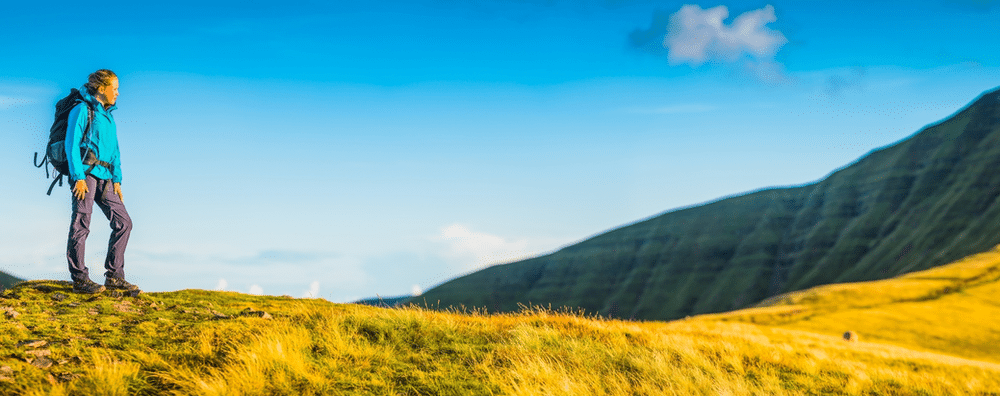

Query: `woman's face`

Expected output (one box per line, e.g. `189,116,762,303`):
97,77,120,106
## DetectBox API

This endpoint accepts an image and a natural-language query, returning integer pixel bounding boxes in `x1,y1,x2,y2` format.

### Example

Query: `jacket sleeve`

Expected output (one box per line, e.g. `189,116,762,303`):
64,103,88,182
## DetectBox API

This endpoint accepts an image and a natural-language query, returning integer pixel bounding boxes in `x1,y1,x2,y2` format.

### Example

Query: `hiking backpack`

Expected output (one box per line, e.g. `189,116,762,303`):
34,88,112,195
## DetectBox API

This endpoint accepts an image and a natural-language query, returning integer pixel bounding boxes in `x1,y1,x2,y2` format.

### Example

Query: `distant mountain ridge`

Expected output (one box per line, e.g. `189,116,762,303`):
0,270,24,290
413,86,1000,321
354,295,412,308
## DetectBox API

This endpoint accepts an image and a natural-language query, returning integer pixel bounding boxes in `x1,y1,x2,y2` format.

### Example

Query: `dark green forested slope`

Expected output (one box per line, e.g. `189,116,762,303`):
414,87,1000,321
0,270,24,290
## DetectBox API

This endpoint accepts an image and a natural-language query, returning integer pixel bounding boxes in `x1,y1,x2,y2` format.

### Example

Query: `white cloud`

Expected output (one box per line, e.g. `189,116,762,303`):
664,4,787,67
437,224,538,271
249,284,263,295
411,284,423,296
302,281,320,298
214,278,228,291
441,224,509,255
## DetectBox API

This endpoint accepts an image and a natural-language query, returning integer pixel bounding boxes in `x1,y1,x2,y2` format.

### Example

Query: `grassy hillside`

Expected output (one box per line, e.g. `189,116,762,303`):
698,243,1000,365
2,251,1000,396
414,86,1000,321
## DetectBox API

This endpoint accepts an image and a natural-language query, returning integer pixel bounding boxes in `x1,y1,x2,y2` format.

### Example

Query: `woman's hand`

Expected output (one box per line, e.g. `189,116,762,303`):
73,180,88,201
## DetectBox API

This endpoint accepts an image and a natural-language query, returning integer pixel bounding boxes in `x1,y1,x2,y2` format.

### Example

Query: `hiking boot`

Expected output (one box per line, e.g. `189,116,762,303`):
73,279,106,294
105,277,141,292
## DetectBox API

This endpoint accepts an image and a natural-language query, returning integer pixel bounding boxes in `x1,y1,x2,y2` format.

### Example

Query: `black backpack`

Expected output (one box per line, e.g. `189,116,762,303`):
34,88,112,195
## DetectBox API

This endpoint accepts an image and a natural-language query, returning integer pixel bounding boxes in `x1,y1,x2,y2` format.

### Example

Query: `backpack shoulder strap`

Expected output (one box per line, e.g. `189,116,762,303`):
83,101,94,140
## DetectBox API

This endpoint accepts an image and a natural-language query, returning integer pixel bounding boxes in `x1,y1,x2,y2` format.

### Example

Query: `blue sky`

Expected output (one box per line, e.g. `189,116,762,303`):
2,0,999,301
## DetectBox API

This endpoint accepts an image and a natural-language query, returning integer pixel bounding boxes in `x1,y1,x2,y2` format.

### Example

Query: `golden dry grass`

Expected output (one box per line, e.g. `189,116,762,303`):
700,244,1000,364
2,246,999,395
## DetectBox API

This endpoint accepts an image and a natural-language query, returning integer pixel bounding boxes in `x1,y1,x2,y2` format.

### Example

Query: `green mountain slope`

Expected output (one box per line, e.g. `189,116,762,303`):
414,86,1000,321
0,270,24,291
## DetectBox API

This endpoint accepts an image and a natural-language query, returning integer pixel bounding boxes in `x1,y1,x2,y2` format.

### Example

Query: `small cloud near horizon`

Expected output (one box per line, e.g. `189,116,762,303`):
214,278,228,291
411,284,423,296
249,285,263,295
437,224,537,272
302,281,320,298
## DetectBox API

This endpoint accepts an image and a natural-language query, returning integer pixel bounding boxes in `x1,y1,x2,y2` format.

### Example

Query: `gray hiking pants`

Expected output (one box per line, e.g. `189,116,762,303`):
67,175,132,283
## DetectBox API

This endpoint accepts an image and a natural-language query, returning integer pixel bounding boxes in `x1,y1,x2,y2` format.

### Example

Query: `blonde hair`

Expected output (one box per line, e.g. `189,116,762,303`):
85,69,117,95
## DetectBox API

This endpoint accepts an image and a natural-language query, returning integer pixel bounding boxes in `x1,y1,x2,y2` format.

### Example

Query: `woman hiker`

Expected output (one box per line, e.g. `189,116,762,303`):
65,69,139,294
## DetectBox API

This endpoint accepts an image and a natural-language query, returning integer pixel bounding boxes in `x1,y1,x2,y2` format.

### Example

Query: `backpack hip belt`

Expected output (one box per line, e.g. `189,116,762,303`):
42,149,115,196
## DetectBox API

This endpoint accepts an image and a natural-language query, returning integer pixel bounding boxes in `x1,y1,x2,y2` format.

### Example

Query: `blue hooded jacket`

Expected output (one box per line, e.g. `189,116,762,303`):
65,85,122,183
